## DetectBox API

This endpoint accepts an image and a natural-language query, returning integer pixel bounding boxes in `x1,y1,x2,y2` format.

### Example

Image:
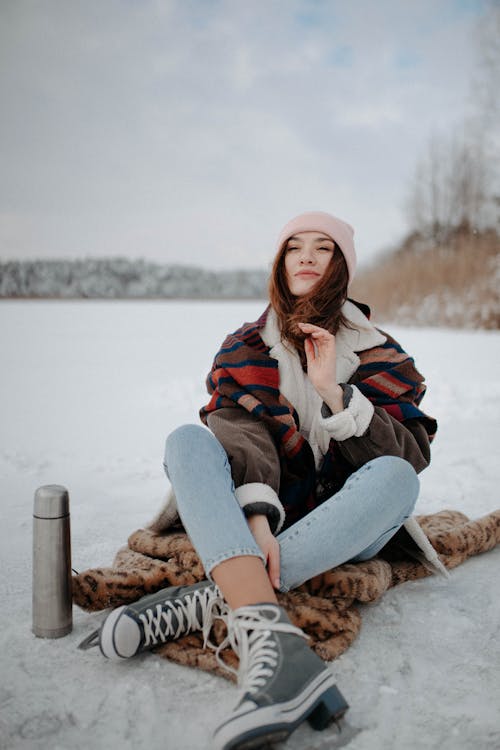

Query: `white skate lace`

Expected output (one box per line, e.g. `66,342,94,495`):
215,604,308,695
139,585,226,647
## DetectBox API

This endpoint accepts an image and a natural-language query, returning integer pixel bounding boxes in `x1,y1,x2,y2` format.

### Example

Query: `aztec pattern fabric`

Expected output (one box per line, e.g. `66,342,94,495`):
72,509,500,680
355,329,436,433
199,303,437,527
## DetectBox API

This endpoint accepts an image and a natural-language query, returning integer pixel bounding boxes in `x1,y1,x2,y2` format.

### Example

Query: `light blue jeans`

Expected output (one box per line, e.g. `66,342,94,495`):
163,424,419,592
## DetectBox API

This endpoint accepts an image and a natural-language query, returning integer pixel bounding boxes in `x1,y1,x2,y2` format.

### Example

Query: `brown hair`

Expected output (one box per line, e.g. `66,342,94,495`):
268,240,350,368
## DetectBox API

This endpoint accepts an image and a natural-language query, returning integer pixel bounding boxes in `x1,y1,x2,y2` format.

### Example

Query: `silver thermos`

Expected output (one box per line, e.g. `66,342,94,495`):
32,484,73,637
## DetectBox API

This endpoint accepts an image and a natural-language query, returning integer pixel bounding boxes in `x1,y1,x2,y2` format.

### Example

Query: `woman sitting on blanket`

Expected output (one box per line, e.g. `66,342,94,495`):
96,211,442,750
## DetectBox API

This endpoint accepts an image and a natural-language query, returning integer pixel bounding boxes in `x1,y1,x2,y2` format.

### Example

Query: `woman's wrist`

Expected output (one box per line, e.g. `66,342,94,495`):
321,384,344,414
247,513,271,531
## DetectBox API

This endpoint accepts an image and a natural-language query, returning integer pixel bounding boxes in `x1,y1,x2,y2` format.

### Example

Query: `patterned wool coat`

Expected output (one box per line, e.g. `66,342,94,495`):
152,300,448,577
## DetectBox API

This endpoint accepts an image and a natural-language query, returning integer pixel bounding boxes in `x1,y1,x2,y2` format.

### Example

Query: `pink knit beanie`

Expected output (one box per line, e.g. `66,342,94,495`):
275,211,357,283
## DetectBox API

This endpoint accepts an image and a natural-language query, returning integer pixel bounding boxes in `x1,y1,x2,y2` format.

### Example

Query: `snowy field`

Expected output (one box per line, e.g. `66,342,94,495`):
1,300,499,750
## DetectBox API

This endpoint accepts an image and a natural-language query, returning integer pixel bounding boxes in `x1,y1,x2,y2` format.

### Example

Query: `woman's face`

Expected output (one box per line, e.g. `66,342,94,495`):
283,231,335,296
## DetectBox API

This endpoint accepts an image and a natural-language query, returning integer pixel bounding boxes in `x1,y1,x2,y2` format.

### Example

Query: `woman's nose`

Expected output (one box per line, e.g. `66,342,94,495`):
299,248,315,264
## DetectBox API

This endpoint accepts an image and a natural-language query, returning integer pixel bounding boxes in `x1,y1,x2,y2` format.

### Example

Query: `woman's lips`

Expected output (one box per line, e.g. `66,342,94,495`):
295,271,320,277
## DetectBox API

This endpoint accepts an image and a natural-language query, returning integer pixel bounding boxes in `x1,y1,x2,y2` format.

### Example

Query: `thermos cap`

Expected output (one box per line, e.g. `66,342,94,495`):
33,485,70,519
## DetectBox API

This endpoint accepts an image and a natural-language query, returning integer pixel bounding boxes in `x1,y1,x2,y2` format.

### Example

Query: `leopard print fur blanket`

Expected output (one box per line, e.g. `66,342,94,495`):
73,509,500,680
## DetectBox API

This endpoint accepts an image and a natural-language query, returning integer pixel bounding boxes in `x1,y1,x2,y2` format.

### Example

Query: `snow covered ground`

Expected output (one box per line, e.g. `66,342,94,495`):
1,300,499,750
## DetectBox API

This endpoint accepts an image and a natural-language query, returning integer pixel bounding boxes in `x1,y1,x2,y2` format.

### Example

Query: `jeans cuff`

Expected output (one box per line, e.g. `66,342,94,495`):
205,547,266,581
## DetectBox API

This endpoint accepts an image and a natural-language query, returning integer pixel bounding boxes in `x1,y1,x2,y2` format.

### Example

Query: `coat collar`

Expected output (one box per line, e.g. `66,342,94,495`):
260,301,386,384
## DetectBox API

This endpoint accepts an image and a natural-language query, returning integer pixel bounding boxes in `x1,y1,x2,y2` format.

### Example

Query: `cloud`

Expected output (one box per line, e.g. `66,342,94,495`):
0,0,490,268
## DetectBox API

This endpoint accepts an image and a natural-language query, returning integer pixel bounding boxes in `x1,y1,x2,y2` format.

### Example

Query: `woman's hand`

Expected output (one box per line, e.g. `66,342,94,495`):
247,514,281,589
297,322,343,412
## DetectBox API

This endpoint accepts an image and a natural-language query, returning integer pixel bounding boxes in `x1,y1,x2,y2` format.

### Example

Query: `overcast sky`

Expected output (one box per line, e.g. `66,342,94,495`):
0,0,493,270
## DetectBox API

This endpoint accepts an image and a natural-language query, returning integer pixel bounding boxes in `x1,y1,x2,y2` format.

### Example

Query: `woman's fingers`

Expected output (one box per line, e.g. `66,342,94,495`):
298,322,331,336
247,514,281,589
299,322,337,401
303,331,334,360
304,336,315,363
298,321,335,345
267,540,281,590
297,322,326,331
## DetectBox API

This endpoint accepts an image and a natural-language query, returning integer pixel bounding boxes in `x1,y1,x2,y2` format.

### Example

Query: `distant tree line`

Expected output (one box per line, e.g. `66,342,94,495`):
405,7,499,243
0,258,268,299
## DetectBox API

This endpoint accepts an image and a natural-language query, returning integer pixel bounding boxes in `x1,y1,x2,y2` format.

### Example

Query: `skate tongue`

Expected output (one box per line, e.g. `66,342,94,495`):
77,630,100,650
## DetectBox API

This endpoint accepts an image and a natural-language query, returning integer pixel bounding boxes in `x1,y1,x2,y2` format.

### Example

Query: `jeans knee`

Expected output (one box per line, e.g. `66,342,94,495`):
370,455,419,516
164,424,208,466
164,423,228,474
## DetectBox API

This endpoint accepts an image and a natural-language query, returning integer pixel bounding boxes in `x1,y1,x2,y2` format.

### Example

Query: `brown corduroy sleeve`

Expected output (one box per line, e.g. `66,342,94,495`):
206,408,281,492
337,407,431,474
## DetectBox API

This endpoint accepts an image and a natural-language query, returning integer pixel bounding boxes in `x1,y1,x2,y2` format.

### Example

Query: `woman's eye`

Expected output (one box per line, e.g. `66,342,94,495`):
318,246,332,252
286,246,299,252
